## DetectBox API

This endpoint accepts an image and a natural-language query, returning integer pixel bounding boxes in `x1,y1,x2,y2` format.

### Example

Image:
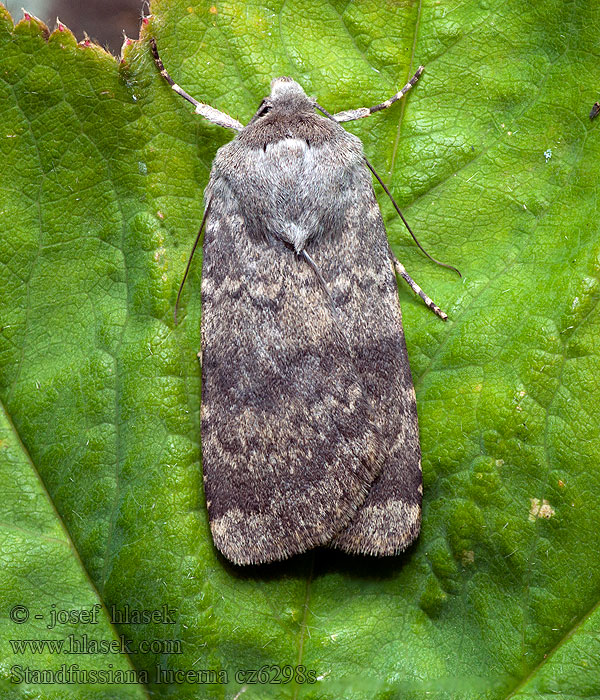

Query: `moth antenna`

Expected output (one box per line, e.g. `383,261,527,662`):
174,199,211,325
301,249,338,316
363,157,461,277
315,103,460,277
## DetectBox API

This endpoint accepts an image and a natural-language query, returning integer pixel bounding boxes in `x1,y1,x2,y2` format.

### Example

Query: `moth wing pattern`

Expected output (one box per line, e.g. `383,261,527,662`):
314,188,422,555
149,39,435,563
200,182,385,566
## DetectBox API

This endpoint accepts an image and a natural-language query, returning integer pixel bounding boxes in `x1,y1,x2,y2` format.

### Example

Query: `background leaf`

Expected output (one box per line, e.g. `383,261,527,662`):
1,0,599,698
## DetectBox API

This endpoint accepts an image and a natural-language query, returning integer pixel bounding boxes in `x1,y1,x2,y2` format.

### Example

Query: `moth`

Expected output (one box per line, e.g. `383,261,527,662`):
590,101,600,120
150,39,454,565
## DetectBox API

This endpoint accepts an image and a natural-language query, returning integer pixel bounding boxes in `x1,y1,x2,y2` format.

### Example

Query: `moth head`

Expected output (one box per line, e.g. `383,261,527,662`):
252,77,316,119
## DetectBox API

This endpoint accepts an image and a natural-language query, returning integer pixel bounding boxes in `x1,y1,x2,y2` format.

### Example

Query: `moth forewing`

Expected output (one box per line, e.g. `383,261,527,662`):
151,41,449,564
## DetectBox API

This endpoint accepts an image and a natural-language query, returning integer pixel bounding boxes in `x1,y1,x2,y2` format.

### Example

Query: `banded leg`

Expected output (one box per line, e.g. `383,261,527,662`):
149,38,243,132
332,66,424,123
393,257,448,321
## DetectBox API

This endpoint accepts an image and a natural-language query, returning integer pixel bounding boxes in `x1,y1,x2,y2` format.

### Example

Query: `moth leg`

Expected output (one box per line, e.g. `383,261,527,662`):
393,257,448,321
149,38,243,132
332,66,424,123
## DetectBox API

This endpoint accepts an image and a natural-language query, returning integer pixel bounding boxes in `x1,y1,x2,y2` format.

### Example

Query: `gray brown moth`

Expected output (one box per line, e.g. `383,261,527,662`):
150,39,452,565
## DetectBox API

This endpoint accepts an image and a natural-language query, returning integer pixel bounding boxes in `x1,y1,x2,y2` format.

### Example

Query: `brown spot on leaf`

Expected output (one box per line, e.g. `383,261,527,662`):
529,498,555,521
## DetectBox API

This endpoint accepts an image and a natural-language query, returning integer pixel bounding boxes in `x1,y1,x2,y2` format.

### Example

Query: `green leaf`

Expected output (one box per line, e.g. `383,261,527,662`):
0,0,599,698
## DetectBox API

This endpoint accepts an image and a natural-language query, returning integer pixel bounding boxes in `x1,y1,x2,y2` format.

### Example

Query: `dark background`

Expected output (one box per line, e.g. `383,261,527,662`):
6,0,143,53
